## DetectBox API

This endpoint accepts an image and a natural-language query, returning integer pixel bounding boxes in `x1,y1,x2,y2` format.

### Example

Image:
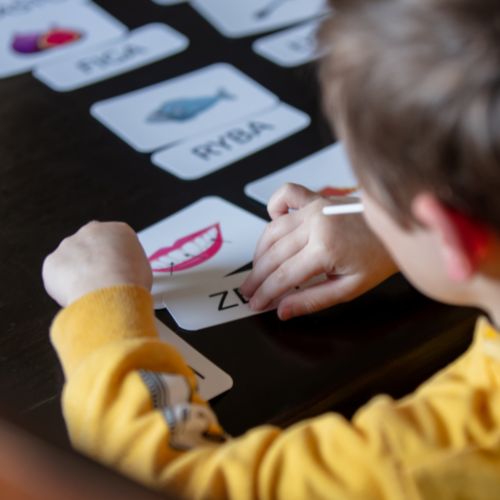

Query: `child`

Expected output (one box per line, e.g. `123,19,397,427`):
43,0,500,498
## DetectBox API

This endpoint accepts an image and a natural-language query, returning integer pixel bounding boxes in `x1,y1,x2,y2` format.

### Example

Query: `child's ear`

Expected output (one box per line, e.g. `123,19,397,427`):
412,193,490,283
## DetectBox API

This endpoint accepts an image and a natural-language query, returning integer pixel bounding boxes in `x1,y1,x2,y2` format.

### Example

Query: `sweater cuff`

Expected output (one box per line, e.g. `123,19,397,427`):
50,285,158,378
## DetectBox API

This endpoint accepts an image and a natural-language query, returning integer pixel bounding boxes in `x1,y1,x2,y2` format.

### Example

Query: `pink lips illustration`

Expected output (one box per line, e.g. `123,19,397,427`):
149,223,223,274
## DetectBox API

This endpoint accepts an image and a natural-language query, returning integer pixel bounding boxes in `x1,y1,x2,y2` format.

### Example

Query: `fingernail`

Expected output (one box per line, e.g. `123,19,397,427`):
280,306,293,321
249,299,258,311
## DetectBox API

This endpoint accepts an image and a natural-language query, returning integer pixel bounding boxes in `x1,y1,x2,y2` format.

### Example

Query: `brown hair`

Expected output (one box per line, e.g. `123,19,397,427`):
319,0,500,230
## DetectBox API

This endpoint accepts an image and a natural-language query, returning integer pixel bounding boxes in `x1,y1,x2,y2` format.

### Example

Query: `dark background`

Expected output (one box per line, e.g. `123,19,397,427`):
0,0,480,450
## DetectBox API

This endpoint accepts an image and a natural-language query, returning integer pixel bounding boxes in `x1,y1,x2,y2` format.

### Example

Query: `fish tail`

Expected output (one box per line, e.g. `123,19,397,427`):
217,88,236,100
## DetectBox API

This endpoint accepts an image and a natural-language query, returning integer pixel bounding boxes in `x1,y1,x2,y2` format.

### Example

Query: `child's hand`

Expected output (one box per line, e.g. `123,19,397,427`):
239,183,398,320
43,222,153,307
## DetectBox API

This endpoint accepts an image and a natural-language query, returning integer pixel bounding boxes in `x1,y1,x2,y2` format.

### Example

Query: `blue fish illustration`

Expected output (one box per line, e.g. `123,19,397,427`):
147,88,235,123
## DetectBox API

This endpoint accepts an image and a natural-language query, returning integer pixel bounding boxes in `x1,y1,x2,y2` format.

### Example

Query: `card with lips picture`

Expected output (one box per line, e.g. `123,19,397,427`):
137,197,268,309
149,223,223,274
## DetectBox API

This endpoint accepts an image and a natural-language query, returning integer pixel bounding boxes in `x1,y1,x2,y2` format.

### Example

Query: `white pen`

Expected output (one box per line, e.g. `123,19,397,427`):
322,203,364,215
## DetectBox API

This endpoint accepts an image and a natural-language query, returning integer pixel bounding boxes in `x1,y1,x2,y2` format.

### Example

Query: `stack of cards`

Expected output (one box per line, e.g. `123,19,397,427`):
191,0,328,38
91,63,311,179
253,18,329,67
138,196,327,331
1,0,127,79
34,23,189,91
245,142,359,205
1,0,189,90
137,197,268,310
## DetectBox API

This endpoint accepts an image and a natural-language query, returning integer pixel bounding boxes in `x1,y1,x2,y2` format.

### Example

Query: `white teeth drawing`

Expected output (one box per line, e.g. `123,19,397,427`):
148,223,224,274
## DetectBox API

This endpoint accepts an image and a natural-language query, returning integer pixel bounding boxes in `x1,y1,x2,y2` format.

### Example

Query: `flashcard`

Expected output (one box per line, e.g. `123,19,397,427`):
151,103,310,180
137,197,268,309
34,23,188,91
162,270,325,331
91,63,279,152
154,318,233,400
0,0,127,79
191,0,329,38
253,18,328,67
245,142,359,205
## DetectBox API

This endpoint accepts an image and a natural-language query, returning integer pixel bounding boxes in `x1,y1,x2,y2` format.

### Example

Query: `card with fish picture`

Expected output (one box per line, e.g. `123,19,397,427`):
137,197,268,309
191,0,329,38
0,0,127,79
245,142,360,205
151,102,311,180
154,318,233,400
90,63,279,153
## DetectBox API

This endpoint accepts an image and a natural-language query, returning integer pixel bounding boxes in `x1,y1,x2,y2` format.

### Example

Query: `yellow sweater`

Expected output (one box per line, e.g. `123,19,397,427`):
51,285,500,500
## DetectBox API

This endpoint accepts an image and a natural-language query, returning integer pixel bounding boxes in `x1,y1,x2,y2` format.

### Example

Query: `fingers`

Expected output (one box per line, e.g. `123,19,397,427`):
248,245,326,311
42,221,153,308
252,210,302,265
240,227,308,298
277,275,363,321
268,183,319,220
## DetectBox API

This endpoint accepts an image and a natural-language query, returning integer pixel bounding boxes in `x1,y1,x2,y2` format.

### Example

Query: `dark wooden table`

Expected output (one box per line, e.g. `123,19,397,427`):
0,0,480,451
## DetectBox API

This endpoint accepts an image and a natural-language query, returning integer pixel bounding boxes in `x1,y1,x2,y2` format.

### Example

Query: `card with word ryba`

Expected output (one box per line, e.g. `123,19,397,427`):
137,197,267,309
91,63,279,153
191,0,328,38
151,102,310,179
245,142,360,205
34,23,189,91
0,0,127,79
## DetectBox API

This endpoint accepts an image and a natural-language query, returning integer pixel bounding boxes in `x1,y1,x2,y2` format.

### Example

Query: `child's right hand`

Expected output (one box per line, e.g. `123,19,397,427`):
43,222,153,307
239,183,398,320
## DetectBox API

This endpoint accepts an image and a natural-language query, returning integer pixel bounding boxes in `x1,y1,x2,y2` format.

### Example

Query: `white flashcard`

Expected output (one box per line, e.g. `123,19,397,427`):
191,0,329,38
253,19,328,67
162,270,325,331
137,197,267,309
151,102,310,180
34,23,189,91
91,63,279,152
154,318,233,400
245,142,359,205
0,0,127,79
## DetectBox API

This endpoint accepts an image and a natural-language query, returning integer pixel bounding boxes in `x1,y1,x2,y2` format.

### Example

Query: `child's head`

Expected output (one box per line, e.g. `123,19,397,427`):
319,0,500,312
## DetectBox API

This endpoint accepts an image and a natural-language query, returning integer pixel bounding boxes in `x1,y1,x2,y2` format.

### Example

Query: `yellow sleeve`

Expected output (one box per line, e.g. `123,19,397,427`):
51,286,500,500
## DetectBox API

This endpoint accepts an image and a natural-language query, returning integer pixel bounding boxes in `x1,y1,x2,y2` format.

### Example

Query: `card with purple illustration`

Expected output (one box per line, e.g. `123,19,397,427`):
34,23,189,91
90,63,279,153
245,142,360,205
154,318,233,400
191,0,328,38
137,197,267,309
0,0,127,79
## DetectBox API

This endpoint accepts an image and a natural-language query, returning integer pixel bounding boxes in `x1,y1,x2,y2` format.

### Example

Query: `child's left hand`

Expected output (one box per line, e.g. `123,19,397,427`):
43,221,153,307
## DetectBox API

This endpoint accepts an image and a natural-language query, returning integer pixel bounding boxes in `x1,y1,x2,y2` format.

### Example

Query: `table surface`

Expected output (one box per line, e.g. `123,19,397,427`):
0,0,480,448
